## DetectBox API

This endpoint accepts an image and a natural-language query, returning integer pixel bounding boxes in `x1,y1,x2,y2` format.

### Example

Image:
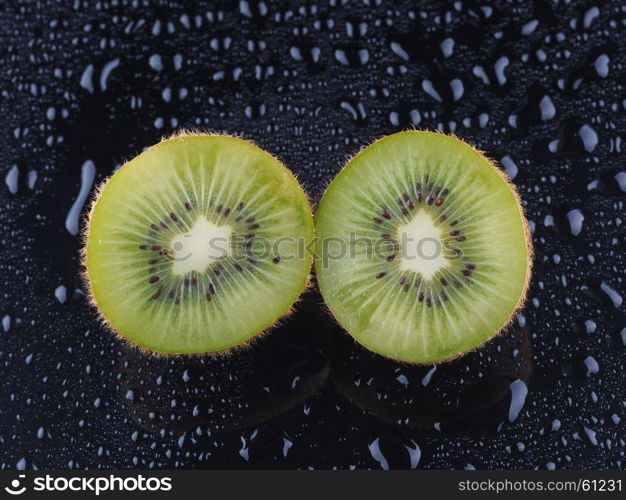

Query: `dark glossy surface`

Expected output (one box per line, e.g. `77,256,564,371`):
0,0,624,469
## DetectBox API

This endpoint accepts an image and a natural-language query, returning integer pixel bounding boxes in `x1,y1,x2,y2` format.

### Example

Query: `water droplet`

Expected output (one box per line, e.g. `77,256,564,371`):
65,160,96,236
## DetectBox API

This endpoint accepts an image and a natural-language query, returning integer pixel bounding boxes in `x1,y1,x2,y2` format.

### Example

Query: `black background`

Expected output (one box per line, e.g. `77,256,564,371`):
0,0,624,470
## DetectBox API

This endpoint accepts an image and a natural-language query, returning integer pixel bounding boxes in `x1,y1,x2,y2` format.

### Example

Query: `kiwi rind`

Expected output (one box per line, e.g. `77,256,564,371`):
81,130,314,356
314,130,533,365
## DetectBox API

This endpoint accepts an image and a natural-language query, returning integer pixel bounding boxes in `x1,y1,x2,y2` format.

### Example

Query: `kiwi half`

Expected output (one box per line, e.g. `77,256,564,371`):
83,132,314,354
315,131,532,364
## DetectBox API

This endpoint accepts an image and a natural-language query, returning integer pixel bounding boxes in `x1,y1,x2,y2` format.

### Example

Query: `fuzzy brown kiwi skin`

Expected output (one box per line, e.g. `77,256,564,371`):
79,130,315,357
314,129,534,366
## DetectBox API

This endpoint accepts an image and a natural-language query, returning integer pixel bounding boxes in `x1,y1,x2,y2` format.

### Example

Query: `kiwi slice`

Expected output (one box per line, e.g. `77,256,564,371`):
83,132,314,354
315,131,532,364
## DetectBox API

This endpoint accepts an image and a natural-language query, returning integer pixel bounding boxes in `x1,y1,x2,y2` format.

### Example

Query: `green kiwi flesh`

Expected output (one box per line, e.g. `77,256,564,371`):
84,133,314,354
315,131,532,364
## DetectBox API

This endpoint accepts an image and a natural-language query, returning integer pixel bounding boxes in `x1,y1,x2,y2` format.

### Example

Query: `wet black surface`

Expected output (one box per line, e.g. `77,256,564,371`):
0,0,624,469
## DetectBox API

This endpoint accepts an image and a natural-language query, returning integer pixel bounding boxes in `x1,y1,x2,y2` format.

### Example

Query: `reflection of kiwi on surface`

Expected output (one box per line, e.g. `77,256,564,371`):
118,289,331,434
332,325,533,431
82,132,314,354
315,131,533,364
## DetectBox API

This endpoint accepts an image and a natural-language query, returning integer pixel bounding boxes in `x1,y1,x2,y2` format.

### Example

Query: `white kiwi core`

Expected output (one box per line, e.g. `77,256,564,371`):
170,216,232,276
396,210,449,280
